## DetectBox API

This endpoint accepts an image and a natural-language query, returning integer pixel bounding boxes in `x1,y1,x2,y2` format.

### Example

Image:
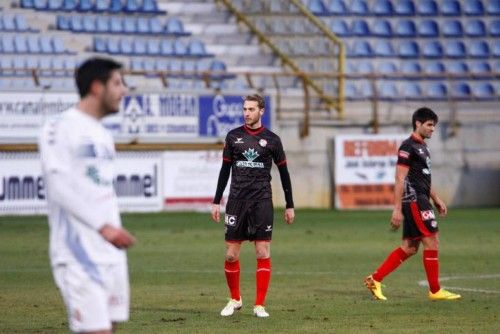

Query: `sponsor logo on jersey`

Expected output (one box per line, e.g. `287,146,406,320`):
235,138,244,144
422,168,430,175
418,148,424,154
398,150,409,159
259,139,267,147
431,220,438,228
420,210,436,221
265,225,272,232
236,148,264,168
225,214,237,226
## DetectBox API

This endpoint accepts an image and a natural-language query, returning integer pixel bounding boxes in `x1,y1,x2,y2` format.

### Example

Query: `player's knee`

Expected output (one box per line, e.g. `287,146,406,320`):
402,246,418,256
255,250,270,259
225,254,239,262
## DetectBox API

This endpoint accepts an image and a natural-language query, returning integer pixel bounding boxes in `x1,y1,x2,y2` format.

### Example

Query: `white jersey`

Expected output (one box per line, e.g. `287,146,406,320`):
39,108,126,267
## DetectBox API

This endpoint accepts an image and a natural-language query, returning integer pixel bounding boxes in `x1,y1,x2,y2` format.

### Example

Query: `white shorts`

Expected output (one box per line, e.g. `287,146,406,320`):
53,262,129,333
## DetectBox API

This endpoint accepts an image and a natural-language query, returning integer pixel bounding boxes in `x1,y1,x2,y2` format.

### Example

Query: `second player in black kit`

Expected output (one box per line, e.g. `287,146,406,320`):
397,133,437,239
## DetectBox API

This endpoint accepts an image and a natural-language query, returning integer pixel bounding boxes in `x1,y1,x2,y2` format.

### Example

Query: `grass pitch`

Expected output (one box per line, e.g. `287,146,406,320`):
1,208,499,333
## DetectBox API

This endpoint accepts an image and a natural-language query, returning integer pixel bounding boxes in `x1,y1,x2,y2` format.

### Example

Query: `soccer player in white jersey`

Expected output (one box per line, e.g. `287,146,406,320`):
39,58,136,334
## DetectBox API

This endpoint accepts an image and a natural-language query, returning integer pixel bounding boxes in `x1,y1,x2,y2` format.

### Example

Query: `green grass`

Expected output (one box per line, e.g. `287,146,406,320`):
1,209,499,333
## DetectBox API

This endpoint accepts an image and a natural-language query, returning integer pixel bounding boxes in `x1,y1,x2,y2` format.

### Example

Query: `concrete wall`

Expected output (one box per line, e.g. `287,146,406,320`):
271,114,500,209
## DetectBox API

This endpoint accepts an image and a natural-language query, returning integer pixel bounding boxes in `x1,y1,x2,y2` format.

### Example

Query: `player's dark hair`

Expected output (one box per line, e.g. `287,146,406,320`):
75,57,123,98
244,94,265,110
412,107,438,130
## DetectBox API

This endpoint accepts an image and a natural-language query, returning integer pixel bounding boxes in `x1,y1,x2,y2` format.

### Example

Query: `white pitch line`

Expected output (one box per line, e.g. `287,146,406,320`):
418,274,500,294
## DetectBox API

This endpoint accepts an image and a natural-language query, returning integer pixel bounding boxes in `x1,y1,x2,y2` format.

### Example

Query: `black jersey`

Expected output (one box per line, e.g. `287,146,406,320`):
397,134,432,201
223,125,287,201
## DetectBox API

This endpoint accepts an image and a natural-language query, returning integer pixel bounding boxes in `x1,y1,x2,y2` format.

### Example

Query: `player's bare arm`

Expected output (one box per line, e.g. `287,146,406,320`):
99,224,136,249
391,165,409,230
430,188,447,217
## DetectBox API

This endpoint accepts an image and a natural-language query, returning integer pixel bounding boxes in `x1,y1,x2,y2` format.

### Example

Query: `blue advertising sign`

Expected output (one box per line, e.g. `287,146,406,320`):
198,95,271,137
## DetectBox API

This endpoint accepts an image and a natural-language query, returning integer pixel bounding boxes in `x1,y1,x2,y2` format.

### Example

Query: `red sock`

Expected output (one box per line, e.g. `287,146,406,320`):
423,249,440,293
224,260,240,300
372,247,410,282
255,258,271,306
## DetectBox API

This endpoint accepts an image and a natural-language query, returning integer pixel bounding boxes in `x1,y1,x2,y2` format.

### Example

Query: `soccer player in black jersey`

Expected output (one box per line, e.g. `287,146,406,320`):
211,94,295,318
364,107,461,301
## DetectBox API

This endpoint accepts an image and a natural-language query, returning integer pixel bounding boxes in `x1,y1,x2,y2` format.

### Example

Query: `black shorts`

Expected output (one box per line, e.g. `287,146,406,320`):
402,195,439,239
224,199,274,242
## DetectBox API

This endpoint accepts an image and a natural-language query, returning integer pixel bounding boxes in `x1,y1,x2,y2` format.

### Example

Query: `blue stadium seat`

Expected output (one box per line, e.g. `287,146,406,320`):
495,61,500,72
350,0,369,15
418,20,439,37
48,0,63,11
147,39,160,55
96,16,109,32
441,0,461,15
27,34,41,53
14,34,28,53
372,0,394,15
345,62,357,74
188,40,208,57
308,0,327,15
149,17,163,34
155,58,169,72
15,14,30,31
487,0,500,14
26,56,39,72
52,36,66,53
469,61,491,74
377,81,399,99
166,18,186,35
143,0,162,14
34,0,48,10
464,0,485,15
327,0,348,15
468,40,490,58
0,56,15,76
402,82,423,99
427,82,448,99
351,19,370,36
137,17,150,34
160,39,174,56
2,14,15,31
465,19,487,37
174,39,187,56
109,0,123,13
447,61,469,76
107,38,120,54
117,38,131,54
344,82,358,99
330,20,349,37
358,81,374,98
451,82,472,99
349,40,372,57
372,19,392,37
1,34,15,53
70,15,83,32
424,61,445,76
442,20,463,37
78,0,93,12
395,20,417,37
94,0,108,12
143,58,155,73
62,0,77,11
82,16,96,32
417,0,438,16
40,36,54,53
445,40,466,58
473,82,495,99
422,41,443,58
124,0,141,13
123,17,137,34
377,62,398,75
400,61,422,76
21,0,34,9
357,61,373,74
109,16,122,33
133,38,147,55
493,41,500,57
56,15,69,30
399,40,419,58
52,57,65,76
63,57,76,76
374,40,395,57
130,58,144,72
394,0,416,15
490,20,500,36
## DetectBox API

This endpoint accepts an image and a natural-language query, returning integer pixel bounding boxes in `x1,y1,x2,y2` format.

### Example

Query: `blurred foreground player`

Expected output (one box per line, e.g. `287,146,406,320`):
39,58,136,333
364,107,461,301
211,94,295,317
